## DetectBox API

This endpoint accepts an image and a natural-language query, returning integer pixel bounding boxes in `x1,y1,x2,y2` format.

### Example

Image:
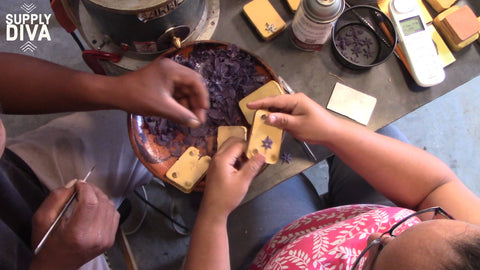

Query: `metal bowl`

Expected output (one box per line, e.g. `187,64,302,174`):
332,5,397,69
128,40,278,192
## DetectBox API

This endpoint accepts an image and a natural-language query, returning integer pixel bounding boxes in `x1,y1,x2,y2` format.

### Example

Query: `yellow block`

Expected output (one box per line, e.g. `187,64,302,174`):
287,0,301,12
166,147,211,193
217,126,247,148
239,80,284,125
243,0,286,40
434,6,479,51
246,110,283,164
425,0,457,13
428,24,455,67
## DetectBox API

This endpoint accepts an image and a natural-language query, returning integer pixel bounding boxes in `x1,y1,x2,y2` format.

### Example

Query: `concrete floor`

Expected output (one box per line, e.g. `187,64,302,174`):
1,1,479,269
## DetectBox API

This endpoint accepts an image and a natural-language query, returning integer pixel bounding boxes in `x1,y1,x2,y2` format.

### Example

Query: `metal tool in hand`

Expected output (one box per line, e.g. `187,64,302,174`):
34,166,96,255
278,77,318,162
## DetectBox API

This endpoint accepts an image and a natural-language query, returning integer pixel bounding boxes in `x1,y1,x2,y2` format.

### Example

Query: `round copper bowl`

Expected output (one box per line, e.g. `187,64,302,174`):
128,40,279,192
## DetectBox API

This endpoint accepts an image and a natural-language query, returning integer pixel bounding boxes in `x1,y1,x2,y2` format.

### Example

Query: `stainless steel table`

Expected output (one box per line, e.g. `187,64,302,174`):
210,0,480,203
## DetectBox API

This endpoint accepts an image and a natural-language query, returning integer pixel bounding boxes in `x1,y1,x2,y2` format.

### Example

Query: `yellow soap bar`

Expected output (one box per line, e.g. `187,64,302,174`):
417,0,433,24
166,147,211,193
243,0,286,40
246,110,283,164
239,80,284,125
428,24,455,67
425,0,456,13
287,0,301,12
217,126,248,148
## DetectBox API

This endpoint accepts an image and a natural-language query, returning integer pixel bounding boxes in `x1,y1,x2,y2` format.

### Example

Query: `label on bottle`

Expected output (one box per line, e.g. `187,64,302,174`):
290,4,336,51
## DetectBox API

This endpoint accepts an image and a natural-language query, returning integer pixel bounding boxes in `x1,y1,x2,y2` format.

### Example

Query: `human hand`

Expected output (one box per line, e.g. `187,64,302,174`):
116,57,209,127
201,138,265,218
247,93,338,145
30,181,119,270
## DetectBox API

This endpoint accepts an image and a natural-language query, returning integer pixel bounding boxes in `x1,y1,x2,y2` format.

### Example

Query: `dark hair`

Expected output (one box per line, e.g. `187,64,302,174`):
445,237,480,270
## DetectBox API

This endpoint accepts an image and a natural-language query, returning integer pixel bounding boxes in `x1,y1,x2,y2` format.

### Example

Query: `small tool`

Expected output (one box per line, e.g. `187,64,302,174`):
278,77,318,162
34,166,96,255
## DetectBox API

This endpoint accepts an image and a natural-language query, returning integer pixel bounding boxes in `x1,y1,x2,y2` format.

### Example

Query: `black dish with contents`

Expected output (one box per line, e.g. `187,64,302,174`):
332,5,397,69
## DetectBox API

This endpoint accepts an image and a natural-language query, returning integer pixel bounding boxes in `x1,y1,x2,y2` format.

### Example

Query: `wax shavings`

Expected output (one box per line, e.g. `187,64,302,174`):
144,44,267,159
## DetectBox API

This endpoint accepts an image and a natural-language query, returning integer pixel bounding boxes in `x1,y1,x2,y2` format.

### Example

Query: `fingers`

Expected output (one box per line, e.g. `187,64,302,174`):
160,95,204,127
215,137,265,179
32,182,76,233
159,58,210,119
161,58,210,109
264,112,300,131
67,182,118,252
247,93,302,113
69,182,117,227
239,153,266,181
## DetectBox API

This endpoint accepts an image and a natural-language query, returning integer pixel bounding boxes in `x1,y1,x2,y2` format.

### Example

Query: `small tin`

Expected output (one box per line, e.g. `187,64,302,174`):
290,0,345,51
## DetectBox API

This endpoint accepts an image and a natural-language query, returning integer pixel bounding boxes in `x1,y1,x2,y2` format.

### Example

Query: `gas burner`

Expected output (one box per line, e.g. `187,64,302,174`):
68,0,220,74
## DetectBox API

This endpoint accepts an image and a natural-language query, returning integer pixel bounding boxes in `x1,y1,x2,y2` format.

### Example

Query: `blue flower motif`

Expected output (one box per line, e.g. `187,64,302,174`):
261,136,273,150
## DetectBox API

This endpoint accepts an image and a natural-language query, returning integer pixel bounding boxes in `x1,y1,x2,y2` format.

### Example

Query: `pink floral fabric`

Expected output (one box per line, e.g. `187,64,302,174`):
250,205,419,270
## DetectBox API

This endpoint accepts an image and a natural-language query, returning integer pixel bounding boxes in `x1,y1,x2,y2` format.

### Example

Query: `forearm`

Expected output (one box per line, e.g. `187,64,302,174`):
184,205,230,270
0,53,116,114
324,117,458,209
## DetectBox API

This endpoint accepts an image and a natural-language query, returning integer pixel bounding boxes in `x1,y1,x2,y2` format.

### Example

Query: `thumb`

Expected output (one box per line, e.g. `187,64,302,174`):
239,154,266,182
162,97,202,128
266,112,298,131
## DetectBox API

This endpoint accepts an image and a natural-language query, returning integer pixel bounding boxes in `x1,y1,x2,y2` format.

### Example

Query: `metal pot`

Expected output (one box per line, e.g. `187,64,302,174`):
81,0,206,53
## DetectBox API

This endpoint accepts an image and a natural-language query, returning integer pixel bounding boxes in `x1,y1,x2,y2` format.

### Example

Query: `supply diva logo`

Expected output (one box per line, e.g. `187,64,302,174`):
4,3,52,54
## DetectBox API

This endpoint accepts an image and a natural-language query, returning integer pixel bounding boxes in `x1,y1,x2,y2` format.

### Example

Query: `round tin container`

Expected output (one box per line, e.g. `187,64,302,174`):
290,0,345,51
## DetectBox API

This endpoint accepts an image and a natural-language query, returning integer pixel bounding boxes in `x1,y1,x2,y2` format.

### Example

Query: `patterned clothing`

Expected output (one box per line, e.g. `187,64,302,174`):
250,205,420,270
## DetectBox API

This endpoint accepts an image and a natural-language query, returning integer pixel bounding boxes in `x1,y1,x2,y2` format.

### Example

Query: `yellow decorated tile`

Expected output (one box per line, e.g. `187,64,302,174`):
217,126,247,148
166,147,211,193
246,110,283,164
243,0,286,40
239,80,284,125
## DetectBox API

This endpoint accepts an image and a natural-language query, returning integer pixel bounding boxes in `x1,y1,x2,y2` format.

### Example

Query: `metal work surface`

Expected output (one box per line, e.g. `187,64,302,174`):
210,0,480,203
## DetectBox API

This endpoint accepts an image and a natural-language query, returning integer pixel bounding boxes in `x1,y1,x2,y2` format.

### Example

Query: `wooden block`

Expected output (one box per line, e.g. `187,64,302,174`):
434,5,480,51
286,0,301,12
444,5,480,44
425,0,456,13
166,147,211,193
239,80,284,125
478,17,480,44
246,110,283,164
217,126,247,148
243,0,286,40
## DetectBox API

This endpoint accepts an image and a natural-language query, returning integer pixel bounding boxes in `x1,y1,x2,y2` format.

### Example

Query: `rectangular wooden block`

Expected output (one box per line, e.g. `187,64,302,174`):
246,110,283,164
443,5,480,44
239,80,284,125
425,0,456,13
434,5,480,51
166,147,211,193
243,0,286,40
217,126,247,148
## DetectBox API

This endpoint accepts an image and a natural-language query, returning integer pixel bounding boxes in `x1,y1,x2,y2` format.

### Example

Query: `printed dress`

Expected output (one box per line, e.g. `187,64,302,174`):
250,205,420,270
